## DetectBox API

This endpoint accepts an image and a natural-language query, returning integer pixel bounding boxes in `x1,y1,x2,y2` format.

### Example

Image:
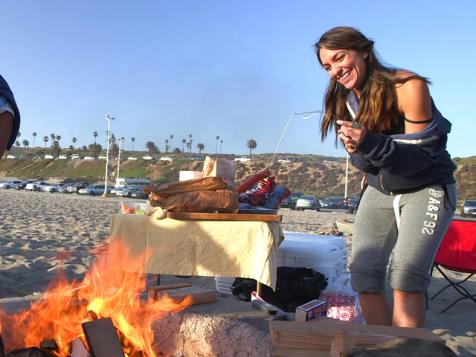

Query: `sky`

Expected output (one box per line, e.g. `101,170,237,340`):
3,1,475,158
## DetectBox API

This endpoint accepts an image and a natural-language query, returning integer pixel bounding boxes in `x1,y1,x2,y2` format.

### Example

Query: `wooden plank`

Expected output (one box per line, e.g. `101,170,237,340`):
270,318,441,351
147,282,193,300
151,285,217,305
272,347,329,357
167,211,282,222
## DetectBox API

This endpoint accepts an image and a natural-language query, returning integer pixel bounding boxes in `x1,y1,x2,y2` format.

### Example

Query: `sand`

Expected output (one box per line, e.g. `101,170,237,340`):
0,190,475,356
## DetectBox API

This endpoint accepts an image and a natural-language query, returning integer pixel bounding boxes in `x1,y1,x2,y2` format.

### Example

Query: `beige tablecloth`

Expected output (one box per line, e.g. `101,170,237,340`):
109,214,283,289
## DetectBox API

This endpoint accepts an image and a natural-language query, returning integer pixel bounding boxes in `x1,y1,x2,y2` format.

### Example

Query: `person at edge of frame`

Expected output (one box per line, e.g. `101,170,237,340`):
0,74,20,159
314,26,456,328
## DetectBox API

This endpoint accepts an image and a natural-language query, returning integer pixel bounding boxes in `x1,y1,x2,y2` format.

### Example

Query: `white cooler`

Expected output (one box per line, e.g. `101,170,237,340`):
278,232,348,282
214,277,235,295
283,232,348,271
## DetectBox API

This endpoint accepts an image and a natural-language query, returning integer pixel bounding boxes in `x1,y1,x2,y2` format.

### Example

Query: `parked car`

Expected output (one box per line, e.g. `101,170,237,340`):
461,200,476,217
320,196,346,209
159,156,173,162
78,185,109,196
343,196,360,213
280,192,304,209
25,181,49,192
295,196,321,211
234,156,250,163
42,183,64,193
58,183,75,193
14,180,35,190
66,181,89,193
0,180,24,189
130,189,148,199
114,185,147,198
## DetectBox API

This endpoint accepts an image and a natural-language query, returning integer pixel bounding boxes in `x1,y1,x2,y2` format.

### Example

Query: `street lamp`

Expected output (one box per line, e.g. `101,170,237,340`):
268,110,323,168
104,114,115,197
116,137,125,182
344,153,350,199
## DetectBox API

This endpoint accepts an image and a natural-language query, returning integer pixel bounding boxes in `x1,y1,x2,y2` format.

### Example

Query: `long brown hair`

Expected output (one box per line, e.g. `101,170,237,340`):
314,26,429,141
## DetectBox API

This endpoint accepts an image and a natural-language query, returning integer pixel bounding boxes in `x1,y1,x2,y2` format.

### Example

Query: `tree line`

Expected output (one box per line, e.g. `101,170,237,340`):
11,131,259,158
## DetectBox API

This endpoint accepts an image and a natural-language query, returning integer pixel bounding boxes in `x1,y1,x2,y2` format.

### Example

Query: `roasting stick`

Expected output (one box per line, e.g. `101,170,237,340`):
268,110,323,170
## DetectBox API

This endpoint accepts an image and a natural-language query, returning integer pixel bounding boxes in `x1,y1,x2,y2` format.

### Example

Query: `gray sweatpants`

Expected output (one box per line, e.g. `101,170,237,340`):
350,184,456,293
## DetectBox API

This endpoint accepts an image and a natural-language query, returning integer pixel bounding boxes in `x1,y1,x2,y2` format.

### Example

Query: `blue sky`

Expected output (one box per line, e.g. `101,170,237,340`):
3,1,475,157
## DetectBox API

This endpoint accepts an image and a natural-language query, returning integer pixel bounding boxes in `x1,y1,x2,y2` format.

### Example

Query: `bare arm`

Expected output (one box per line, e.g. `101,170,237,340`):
0,112,14,159
396,72,433,134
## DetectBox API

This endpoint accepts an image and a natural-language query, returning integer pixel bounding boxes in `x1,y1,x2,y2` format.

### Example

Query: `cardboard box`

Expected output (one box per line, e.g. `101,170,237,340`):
295,299,327,322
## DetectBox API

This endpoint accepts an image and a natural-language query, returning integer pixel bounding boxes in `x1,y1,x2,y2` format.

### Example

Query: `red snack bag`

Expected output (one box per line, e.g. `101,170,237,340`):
236,169,271,193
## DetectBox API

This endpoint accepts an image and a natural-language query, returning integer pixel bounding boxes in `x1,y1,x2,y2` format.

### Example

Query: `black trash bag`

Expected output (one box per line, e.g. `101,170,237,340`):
231,267,328,313
231,278,256,301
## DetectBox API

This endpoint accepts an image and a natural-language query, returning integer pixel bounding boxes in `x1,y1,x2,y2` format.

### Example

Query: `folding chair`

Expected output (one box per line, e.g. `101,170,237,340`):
430,219,476,313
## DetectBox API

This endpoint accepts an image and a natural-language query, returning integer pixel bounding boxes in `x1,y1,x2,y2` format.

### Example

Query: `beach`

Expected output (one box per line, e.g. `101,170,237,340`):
0,190,475,356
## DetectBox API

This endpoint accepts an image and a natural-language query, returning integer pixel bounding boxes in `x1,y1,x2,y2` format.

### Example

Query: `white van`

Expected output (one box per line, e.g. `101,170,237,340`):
112,178,151,196
115,178,151,189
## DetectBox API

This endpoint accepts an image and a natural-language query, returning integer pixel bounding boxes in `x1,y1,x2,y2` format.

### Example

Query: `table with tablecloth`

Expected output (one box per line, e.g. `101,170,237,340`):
109,214,284,289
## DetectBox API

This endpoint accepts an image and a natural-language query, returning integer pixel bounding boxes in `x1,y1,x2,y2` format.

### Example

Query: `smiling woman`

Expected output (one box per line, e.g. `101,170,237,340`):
313,26,457,329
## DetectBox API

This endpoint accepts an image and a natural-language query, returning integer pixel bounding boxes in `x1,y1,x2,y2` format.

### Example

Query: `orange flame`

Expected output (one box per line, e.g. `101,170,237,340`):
0,240,192,356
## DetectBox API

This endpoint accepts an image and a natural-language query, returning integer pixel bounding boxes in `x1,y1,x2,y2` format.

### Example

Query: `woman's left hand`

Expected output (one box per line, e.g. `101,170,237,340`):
336,120,367,154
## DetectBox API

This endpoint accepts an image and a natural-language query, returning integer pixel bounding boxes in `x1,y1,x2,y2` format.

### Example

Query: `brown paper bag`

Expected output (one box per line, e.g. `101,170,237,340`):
201,156,237,188
164,189,239,212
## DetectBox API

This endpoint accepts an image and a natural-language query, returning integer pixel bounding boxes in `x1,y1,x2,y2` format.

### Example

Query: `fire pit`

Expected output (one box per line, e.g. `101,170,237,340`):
0,241,272,357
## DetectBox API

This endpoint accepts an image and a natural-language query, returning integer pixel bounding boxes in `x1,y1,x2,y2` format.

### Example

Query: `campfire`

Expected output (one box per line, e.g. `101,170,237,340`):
0,241,192,356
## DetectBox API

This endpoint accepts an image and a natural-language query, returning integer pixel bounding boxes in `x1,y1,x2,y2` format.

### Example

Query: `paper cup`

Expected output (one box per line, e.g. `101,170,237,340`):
179,170,203,181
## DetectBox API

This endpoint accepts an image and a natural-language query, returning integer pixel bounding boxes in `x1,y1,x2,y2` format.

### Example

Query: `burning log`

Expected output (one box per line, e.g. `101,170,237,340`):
5,347,54,357
38,340,58,355
82,318,124,357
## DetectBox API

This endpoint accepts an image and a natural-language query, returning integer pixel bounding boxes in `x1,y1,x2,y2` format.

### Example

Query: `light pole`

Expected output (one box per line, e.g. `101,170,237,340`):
104,114,115,197
269,110,323,168
344,154,349,199
116,137,124,182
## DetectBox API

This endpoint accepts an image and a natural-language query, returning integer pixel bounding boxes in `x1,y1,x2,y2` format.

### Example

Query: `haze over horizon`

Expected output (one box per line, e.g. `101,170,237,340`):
3,1,475,158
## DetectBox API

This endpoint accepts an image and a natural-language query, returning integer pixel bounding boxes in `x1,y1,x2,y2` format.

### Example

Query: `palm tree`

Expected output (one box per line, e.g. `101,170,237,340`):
165,138,169,153
145,141,159,153
215,135,220,154
93,131,98,145
56,135,61,148
220,139,223,153
43,136,49,148
32,132,37,147
131,137,135,151
17,132,21,138
188,134,193,153
246,139,257,159
169,134,174,151
22,139,29,147
72,137,77,148
197,143,205,154
50,133,56,142
182,138,186,152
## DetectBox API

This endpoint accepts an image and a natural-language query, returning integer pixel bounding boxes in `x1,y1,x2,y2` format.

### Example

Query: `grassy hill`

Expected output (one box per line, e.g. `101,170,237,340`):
1,150,475,200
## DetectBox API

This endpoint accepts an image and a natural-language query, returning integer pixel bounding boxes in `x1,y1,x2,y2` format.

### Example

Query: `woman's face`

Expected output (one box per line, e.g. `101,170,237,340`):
319,48,367,91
